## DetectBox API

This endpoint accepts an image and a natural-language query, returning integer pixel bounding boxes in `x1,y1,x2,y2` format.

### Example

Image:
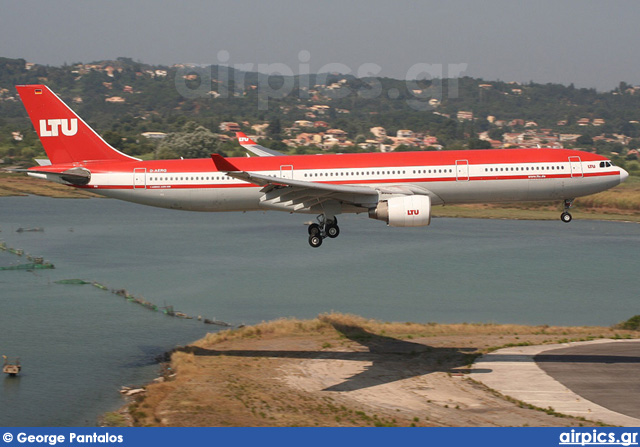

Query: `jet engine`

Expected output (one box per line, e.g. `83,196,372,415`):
368,195,431,227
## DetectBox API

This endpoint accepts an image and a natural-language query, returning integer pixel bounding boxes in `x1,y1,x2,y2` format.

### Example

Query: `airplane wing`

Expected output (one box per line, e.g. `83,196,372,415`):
236,132,285,156
211,154,441,213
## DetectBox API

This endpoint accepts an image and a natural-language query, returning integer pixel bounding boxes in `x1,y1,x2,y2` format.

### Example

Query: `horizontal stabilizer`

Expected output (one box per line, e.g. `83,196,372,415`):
14,167,92,186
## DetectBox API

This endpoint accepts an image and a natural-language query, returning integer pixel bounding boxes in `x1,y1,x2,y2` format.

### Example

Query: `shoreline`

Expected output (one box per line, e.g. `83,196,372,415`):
1,173,638,222
109,313,640,427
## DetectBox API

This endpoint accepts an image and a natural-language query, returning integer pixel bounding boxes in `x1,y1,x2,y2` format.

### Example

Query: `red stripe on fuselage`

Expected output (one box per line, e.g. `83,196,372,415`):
65,148,609,174
76,170,620,191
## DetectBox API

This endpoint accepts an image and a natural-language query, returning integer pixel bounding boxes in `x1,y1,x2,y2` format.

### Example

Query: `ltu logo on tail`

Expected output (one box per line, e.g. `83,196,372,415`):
239,137,250,142
39,119,78,137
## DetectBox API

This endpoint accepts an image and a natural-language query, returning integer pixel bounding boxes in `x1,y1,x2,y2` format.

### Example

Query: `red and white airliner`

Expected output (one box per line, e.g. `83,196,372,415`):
16,84,628,247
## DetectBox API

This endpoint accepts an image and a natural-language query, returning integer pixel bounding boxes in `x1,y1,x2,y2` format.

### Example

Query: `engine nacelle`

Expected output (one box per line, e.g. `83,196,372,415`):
368,195,431,227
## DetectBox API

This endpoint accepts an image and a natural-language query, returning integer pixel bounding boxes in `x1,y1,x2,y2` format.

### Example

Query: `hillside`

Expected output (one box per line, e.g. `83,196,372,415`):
1,57,639,176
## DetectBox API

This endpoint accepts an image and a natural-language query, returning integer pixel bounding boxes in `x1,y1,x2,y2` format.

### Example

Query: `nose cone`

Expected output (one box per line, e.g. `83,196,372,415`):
620,168,629,183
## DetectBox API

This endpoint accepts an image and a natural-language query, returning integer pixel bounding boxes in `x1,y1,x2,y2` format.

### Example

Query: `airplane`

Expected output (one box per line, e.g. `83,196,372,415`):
16,84,629,248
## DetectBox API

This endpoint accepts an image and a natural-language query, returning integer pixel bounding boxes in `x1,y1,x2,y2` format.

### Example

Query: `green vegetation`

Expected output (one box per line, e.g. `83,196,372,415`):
613,315,640,331
101,412,128,427
1,57,639,176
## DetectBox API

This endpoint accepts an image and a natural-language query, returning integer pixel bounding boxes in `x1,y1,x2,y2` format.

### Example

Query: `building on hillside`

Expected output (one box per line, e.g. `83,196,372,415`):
141,132,167,139
251,123,269,135
296,133,323,146
309,105,330,114
219,122,241,132
577,118,590,126
423,136,439,146
370,127,387,139
457,111,473,121
559,134,581,143
325,129,348,141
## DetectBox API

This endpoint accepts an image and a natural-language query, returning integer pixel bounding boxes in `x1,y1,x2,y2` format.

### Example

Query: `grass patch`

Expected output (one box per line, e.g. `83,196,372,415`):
613,315,640,331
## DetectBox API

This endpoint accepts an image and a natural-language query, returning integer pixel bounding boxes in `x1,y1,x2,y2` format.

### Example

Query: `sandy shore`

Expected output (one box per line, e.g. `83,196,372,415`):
114,314,639,427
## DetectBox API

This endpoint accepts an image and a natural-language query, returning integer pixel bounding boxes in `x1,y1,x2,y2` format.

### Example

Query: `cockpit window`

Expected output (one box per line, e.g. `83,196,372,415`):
600,161,613,168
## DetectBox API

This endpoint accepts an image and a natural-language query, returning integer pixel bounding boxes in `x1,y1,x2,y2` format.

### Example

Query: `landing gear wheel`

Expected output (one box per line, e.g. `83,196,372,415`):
561,199,574,223
326,224,340,238
308,223,321,236
308,234,323,248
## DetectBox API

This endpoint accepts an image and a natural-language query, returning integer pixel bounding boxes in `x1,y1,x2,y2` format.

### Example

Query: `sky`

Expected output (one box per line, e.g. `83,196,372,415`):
1,0,639,91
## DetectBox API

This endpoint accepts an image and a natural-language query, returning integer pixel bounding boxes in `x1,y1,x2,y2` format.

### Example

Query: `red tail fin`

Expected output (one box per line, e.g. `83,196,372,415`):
16,85,139,164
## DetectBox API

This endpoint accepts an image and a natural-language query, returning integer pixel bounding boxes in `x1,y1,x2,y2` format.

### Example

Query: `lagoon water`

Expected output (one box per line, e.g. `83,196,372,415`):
0,196,638,426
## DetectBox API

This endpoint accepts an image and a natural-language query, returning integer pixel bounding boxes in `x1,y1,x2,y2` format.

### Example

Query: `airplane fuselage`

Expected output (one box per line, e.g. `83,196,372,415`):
16,84,629,248
31,148,624,213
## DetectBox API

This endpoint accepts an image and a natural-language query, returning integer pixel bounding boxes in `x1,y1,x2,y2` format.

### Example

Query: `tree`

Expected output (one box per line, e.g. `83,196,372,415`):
266,117,282,140
467,138,491,149
393,144,413,152
488,128,505,141
157,122,220,159
576,134,593,146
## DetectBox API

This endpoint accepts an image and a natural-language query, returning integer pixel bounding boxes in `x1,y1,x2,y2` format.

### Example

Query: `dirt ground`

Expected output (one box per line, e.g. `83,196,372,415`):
121,314,639,427
0,172,98,198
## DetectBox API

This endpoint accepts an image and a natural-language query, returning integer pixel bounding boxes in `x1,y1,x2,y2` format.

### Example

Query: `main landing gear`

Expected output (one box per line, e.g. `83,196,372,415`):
560,199,574,223
307,215,340,248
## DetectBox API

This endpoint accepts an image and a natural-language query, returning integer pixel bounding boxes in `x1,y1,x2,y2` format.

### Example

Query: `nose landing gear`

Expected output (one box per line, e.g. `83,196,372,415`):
307,215,340,248
561,199,574,223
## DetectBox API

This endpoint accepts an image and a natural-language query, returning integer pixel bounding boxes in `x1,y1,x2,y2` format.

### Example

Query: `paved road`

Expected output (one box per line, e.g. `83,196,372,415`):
535,340,640,419
469,339,640,426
